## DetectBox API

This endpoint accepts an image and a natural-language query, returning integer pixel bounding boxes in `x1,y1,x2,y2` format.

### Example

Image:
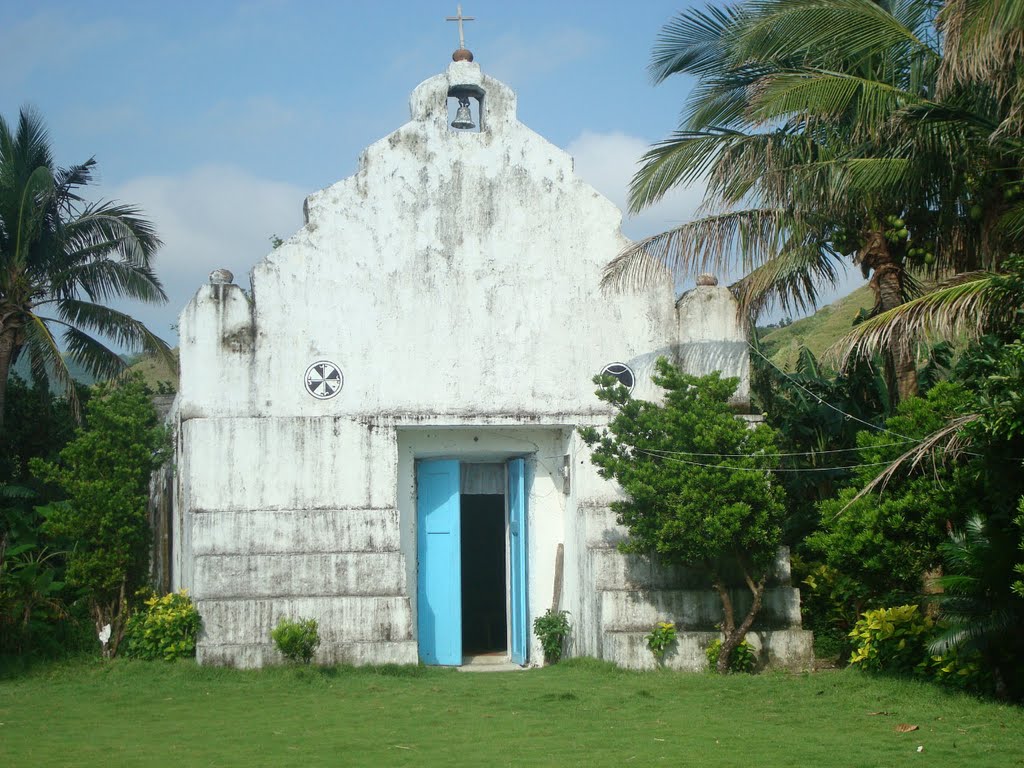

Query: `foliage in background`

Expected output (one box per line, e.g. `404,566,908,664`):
705,637,757,674
533,609,571,664
795,560,864,664
123,589,201,661
581,359,786,673
0,377,92,656
750,337,890,545
809,383,978,604
271,617,321,665
31,377,167,657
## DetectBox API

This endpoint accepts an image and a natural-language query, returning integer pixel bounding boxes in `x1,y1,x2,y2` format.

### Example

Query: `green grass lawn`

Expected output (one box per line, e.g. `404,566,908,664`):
1,657,1021,767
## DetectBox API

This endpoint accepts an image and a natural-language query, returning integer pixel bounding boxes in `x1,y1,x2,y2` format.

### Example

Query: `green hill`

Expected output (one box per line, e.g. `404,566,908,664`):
127,349,179,391
760,285,876,370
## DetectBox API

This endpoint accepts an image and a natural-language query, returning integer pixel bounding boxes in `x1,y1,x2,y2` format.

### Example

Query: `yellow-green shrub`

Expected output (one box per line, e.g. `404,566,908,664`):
124,590,201,661
848,605,932,673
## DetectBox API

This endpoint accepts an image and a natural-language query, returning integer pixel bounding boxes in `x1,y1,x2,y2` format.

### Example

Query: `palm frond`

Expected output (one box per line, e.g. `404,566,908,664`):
58,326,132,383
603,209,786,292
750,70,918,137
830,273,1013,364
841,413,981,508
22,313,80,420
59,201,163,269
46,257,166,305
741,0,937,63
730,241,841,319
628,129,748,213
54,299,174,368
649,5,750,83
937,0,1024,93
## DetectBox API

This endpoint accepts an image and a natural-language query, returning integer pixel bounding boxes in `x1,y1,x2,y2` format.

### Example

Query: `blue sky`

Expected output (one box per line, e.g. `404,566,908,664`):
2,0,858,345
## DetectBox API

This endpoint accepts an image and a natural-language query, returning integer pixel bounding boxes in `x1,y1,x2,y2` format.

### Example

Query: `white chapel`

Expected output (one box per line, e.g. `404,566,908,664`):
162,38,812,670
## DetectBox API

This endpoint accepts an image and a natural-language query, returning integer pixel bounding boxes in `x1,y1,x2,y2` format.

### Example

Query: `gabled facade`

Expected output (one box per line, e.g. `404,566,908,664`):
167,59,812,669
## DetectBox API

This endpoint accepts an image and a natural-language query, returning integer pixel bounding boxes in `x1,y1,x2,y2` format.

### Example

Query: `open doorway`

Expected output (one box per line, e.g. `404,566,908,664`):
416,457,527,666
460,494,507,654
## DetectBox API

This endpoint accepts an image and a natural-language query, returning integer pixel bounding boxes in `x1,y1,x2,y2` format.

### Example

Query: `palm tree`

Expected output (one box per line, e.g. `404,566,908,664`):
608,0,1022,403
0,108,171,430
931,514,1024,698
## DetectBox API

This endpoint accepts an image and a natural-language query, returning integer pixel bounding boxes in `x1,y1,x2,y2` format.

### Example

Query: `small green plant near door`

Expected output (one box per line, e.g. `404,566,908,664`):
123,589,201,661
533,609,570,664
645,621,677,663
706,638,757,673
271,617,321,664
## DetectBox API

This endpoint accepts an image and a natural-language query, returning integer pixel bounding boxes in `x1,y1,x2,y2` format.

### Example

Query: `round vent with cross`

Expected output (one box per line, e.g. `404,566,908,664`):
601,362,635,392
304,361,344,400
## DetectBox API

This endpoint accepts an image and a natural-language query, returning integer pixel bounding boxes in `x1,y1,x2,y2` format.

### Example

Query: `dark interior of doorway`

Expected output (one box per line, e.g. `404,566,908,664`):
460,494,507,654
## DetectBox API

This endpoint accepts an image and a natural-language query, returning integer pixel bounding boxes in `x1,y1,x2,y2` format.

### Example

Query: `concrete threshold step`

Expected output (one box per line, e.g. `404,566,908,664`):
457,653,527,673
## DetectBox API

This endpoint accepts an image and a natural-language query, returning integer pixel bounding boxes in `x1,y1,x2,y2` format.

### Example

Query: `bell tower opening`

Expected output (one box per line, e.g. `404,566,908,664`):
447,85,484,132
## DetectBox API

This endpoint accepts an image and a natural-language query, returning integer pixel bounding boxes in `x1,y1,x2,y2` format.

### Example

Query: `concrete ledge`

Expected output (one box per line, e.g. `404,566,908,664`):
600,587,803,631
601,630,716,671
601,628,814,672
191,508,400,555
193,552,406,598
197,640,419,668
197,596,413,645
592,547,795,590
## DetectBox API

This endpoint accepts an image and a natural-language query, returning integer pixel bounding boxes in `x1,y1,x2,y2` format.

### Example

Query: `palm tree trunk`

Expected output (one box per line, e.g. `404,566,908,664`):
860,231,918,404
0,328,17,433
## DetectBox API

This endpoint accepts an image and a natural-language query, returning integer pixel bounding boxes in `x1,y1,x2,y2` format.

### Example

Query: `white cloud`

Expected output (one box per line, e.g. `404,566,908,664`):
564,130,706,242
104,166,306,344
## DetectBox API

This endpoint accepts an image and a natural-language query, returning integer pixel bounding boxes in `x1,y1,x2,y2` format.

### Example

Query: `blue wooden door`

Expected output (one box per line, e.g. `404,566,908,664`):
508,458,528,665
417,460,462,665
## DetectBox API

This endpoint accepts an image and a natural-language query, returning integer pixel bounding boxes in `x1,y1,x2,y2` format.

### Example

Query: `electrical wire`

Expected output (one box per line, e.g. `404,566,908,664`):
634,448,897,473
746,340,917,442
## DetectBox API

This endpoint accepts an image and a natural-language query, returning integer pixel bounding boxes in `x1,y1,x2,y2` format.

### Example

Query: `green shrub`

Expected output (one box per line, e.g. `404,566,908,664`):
645,621,677,662
123,589,201,661
917,644,992,694
533,609,571,664
271,617,320,664
848,605,933,674
705,638,757,673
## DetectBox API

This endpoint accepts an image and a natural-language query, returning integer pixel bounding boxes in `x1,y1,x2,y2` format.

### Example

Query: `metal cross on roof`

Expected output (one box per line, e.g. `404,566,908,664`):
446,4,475,50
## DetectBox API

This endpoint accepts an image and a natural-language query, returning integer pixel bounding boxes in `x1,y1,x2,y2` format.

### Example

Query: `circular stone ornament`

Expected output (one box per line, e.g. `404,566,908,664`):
601,362,635,393
304,361,344,400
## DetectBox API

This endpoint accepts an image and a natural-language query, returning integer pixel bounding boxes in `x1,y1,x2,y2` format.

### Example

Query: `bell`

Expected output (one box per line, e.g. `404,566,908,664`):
451,97,475,130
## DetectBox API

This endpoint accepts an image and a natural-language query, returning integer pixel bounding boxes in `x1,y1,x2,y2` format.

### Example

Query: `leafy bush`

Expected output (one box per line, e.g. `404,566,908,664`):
645,621,677,662
848,605,933,674
533,609,571,664
797,561,864,663
808,384,978,606
32,378,168,656
705,638,757,673
580,360,786,673
917,644,992,693
124,589,201,661
271,617,320,664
